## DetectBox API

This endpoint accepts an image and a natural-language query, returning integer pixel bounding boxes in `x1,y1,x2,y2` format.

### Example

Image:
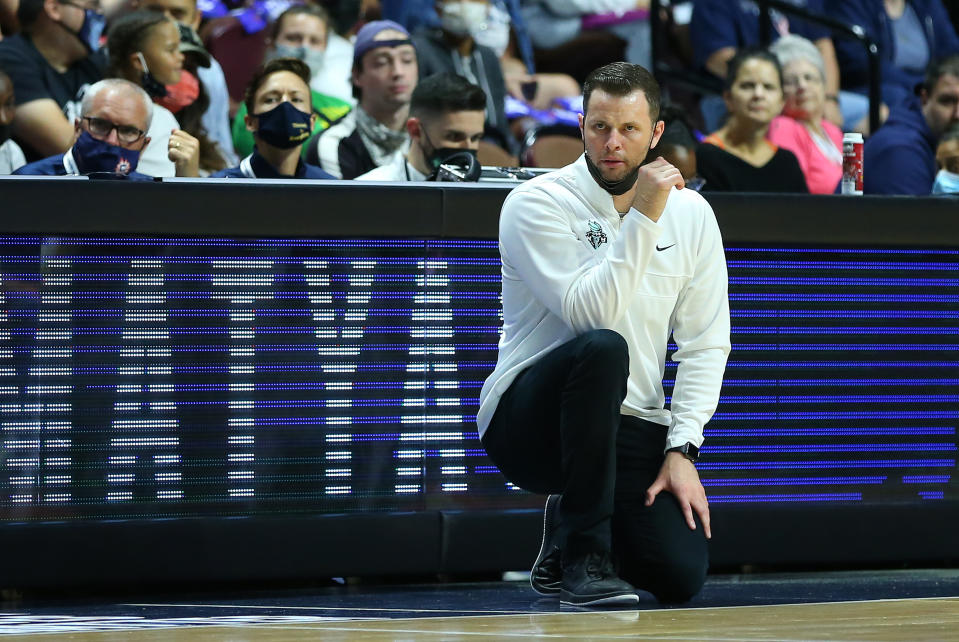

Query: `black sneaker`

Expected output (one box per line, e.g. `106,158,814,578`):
560,550,639,607
530,494,562,595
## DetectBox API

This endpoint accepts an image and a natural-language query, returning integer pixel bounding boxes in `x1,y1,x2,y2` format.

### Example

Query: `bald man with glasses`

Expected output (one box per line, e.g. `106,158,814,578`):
14,78,155,179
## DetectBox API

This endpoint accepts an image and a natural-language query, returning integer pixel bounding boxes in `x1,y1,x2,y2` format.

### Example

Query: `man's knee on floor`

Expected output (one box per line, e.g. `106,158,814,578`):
647,556,708,603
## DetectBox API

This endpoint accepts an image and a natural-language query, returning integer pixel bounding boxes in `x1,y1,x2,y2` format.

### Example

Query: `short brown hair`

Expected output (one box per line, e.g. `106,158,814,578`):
582,62,661,123
270,4,331,43
244,57,313,114
924,54,959,94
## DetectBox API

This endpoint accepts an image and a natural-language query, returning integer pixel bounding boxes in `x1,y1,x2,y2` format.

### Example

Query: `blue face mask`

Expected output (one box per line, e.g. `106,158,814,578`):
253,101,313,149
932,169,959,194
79,9,106,51
57,4,106,52
72,130,141,177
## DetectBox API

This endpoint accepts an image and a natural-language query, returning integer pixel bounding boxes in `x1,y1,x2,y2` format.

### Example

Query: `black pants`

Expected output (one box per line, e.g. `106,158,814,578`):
482,329,708,603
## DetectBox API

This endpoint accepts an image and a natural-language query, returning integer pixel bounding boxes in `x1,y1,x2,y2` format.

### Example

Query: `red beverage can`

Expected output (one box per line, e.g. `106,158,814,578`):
842,132,864,195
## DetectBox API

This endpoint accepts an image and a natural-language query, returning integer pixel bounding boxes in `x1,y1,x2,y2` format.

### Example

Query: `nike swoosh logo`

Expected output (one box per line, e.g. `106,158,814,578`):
656,244,676,251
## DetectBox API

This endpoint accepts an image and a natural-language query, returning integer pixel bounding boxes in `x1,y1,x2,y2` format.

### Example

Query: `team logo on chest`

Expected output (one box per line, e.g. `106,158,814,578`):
585,220,608,249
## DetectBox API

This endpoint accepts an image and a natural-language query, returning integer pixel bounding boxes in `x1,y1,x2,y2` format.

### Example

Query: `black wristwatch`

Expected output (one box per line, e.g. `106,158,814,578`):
666,442,700,463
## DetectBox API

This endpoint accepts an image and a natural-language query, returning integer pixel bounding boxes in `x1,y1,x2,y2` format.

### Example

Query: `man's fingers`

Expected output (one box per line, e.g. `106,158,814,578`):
694,499,712,539
645,479,664,506
681,501,696,531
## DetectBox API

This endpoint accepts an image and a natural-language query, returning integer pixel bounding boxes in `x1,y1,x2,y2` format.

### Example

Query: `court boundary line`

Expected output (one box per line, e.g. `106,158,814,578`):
124,595,959,619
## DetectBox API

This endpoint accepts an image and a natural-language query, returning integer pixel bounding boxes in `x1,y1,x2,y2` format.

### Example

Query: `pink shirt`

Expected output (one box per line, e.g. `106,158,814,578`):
768,116,843,194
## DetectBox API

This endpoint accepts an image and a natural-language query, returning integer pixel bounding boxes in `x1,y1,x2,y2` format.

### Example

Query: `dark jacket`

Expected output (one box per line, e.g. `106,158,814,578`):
212,150,334,179
863,95,938,195
829,0,959,106
14,153,152,180
411,29,517,154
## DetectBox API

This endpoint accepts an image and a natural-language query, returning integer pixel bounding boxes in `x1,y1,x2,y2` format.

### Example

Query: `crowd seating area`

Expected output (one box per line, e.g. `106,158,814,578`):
0,0,958,194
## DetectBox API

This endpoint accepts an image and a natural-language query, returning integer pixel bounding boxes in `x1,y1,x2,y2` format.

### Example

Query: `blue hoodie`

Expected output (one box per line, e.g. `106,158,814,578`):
863,95,938,195
691,0,828,72
829,0,959,107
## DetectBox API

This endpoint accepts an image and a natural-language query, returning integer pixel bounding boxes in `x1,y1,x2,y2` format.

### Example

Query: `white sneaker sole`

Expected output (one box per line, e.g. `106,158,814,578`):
560,592,640,607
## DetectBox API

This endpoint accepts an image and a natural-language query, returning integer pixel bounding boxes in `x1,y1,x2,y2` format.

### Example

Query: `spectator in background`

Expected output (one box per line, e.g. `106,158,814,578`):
768,35,843,194
107,10,201,176
521,0,651,69
643,104,702,190
690,0,871,133
384,0,577,112
357,72,485,181
306,20,416,179
0,69,26,173
865,55,959,194
14,78,153,178
135,0,237,165
232,5,351,159
933,124,959,192
0,0,105,160
171,23,228,173
263,3,354,103
474,1,580,113
829,0,959,110
697,49,808,192
214,58,333,179
412,0,517,156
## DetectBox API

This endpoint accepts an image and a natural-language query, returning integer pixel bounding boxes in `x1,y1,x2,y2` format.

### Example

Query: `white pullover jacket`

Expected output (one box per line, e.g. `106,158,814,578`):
477,155,731,451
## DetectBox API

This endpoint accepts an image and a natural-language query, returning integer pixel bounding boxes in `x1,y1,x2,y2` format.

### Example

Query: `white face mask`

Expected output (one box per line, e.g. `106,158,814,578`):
932,168,959,194
440,1,490,38
268,44,326,77
472,3,510,57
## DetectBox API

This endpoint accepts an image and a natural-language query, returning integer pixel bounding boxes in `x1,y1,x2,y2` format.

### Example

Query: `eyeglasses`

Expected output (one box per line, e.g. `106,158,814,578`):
782,73,823,88
82,117,146,144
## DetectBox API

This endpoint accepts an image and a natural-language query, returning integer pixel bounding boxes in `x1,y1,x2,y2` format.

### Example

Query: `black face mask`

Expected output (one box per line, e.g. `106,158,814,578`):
582,130,655,196
254,101,313,149
422,129,481,182
137,52,168,99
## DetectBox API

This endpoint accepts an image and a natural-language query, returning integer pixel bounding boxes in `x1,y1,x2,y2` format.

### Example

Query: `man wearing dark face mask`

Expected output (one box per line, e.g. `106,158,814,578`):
0,0,105,161
411,0,518,158
230,5,351,160
14,78,153,179
356,72,485,181
212,58,333,179
478,63,730,607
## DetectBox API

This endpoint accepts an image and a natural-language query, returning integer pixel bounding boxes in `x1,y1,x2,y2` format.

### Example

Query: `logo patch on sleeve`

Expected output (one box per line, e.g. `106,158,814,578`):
585,220,608,249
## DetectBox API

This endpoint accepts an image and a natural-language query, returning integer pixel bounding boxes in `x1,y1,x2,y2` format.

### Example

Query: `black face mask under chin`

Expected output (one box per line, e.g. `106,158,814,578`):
582,133,655,196
584,151,640,195
137,52,168,99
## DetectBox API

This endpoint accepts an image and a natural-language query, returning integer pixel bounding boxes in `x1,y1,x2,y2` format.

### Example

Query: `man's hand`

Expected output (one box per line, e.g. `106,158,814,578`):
631,157,684,223
646,451,711,539
168,129,200,177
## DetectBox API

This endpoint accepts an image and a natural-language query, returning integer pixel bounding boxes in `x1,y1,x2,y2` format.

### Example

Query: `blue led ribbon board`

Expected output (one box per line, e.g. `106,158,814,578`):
0,237,955,522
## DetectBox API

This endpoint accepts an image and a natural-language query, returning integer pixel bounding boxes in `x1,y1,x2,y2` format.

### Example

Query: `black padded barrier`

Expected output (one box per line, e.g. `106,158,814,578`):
0,177,956,588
